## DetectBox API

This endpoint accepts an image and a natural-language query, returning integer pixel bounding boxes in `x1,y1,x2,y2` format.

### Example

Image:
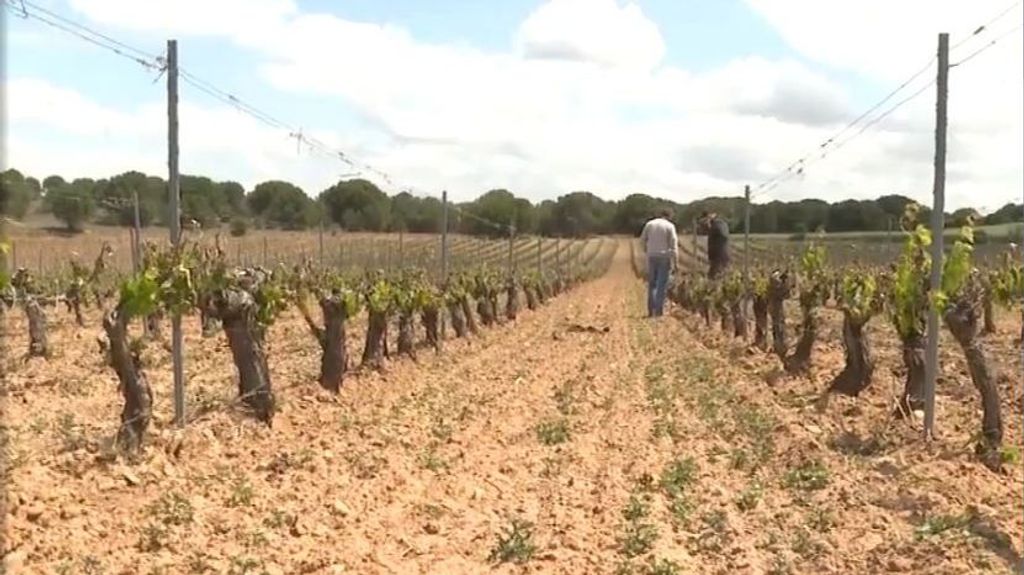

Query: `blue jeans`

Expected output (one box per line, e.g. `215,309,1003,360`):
647,254,672,317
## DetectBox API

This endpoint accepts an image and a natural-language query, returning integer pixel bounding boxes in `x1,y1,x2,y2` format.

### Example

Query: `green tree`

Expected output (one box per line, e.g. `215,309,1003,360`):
319,178,391,231
50,181,95,232
544,191,613,237
247,180,316,230
0,169,34,219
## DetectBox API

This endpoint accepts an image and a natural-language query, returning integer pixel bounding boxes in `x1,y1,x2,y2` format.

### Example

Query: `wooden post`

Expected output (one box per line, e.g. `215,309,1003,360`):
743,185,751,287
167,38,185,427
923,32,949,441
318,219,325,268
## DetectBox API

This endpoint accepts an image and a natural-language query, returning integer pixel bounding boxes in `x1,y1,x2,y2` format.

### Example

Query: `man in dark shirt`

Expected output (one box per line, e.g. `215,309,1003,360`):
700,211,730,279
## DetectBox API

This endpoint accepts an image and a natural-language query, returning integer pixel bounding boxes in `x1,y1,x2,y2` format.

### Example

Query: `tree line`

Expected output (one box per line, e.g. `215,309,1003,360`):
1,168,1020,238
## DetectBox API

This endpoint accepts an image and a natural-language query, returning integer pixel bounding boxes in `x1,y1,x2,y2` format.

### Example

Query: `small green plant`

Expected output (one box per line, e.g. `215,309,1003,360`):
137,522,168,553
622,493,652,522
618,521,659,558
488,518,537,565
553,381,578,416
999,445,1021,465
736,480,763,512
536,418,571,445
263,509,293,529
148,492,194,526
692,510,731,553
418,448,448,473
226,477,254,507
806,508,836,532
55,412,88,452
645,558,683,575
915,509,975,540
660,456,697,497
783,459,829,492
791,528,823,559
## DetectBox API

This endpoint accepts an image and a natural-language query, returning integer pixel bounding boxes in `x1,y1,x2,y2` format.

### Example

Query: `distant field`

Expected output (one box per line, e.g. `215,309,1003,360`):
749,222,1023,242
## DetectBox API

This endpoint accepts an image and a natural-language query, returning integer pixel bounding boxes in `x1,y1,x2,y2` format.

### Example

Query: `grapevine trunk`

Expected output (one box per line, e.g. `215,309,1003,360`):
421,307,441,352
784,303,817,374
828,313,874,397
768,272,790,361
397,312,416,358
753,295,769,351
525,286,538,311
103,309,152,453
362,310,388,369
216,288,275,424
506,284,520,321
730,299,747,339
981,290,996,335
448,302,468,338
318,295,349,393
25,297,49,359
897,335,926,416
460,297,479,335
943,287,1003,468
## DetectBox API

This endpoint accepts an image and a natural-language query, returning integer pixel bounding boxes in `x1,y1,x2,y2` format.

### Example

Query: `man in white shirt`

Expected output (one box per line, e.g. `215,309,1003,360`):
639,208,678,317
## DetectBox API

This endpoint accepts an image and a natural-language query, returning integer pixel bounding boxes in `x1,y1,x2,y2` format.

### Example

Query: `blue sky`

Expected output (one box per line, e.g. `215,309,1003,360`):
4,0,1021,209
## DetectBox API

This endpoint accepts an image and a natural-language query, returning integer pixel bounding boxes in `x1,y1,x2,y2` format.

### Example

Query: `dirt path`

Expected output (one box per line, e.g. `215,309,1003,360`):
3,239,1021,574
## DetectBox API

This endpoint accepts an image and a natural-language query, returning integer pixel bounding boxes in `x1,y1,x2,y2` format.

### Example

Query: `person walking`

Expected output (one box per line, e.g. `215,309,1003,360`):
639,208,678,317
700,210,730,280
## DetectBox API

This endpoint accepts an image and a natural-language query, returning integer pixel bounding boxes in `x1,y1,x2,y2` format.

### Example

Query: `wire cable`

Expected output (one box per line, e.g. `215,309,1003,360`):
2,0,162,71
951,23,1023,68
4,0,514,232
951,0,1022,50
751,3,1023,202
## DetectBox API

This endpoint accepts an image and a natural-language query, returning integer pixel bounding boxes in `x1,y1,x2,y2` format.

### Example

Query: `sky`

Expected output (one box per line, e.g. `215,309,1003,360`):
3,0,1022,211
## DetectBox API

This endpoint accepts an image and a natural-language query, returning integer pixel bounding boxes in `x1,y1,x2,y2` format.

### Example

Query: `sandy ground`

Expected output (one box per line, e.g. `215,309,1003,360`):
1,239,1022,574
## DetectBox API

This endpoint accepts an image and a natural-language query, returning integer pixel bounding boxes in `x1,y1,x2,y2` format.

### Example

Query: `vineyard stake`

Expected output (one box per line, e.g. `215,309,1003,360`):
923,32,949,441
318,218,325,268
440,190,449,336
167,38,186,427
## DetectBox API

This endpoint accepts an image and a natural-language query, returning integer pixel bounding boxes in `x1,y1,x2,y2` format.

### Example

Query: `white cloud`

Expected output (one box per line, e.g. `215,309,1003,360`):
515,0,666,71
5,0,1019,211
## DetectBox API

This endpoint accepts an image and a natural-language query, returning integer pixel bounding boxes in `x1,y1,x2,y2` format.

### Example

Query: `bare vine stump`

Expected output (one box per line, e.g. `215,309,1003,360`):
730,300,747,339
717,302,730,332
65,296,85,327
538,283,549,304
103,310,152,454
488,294,501,324
699,302,711,328
896,335,926,417
397,313,416,359
318,295,349,392
753,295,769,351
448,302,468,338
768,271,791,361
421,307,441,352
214,288,275,424
828,314,874,397
200,309,219,338
944,278,1002,468
146,312,164,341
24,298,49,359
477,298,495,327
362,310,388,370
981,290,996,336
525,286,538,311
460,297,480,335
506,284,520,321
784,304,817,375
